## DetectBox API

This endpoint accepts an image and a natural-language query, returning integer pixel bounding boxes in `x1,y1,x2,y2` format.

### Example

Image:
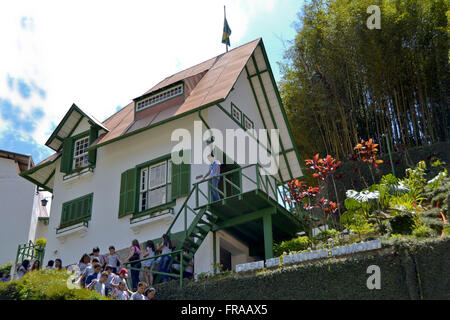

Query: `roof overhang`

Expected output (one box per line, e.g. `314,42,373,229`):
45,103,109,151
19,152,61,192
0,149,34,173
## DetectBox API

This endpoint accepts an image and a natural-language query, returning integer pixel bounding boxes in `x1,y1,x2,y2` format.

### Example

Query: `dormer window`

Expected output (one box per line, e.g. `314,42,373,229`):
136,84,184,112
73,136,90,169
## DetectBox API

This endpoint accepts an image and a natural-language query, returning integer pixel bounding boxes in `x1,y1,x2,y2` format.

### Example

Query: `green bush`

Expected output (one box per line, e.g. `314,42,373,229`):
0,269,108,300
0,262,12,277
155,237,450,300
273,236,310,256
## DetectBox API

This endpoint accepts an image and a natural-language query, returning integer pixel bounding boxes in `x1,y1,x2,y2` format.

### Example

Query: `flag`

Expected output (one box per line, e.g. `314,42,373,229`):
222,17,231,46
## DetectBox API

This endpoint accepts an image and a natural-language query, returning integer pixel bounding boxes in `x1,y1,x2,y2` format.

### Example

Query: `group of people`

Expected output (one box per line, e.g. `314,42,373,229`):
10,233,194,300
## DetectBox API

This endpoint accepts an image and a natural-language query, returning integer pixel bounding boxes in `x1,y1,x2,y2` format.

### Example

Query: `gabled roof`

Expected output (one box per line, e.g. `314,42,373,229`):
45,103,108,151
23,37,304,187
90,38,261,149
0,149,34,173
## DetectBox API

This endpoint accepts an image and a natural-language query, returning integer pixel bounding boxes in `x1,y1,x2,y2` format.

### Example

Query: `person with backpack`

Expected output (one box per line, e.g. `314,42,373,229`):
123,239,141,291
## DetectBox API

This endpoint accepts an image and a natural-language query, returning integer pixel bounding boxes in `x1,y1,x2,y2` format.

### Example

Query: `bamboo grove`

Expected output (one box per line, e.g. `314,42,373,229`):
279,0,449,160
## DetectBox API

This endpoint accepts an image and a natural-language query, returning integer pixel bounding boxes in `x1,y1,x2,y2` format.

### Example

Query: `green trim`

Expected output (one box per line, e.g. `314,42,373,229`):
135,153,171,170
216,103,274,157
135,154,174,215
243,114,254,130
244,65,282,179
212,207,275,231
248,69,269,78
263,211,274,259
230,102,243,124
251,53,293,181
46,103,108,151
134,82,185,113
198,110,210,130
20,153,61,177
20,174,53,193
131,200,176,221
87,98,225,151
56,220,89,234
62,115,85,151
65,130,92,175
42,169,55,186
59,193,94,229
258,41,304,178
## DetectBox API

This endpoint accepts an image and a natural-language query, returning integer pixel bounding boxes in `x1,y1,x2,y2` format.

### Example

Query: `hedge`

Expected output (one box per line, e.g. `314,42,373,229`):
0,269,107,300
154,237,450,300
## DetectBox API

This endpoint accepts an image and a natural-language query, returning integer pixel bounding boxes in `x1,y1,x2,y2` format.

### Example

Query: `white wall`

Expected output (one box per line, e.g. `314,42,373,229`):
43,66,273,274
0,158,36,264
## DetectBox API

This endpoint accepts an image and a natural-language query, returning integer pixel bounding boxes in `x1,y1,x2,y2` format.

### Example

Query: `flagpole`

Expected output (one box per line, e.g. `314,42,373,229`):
224,5,228,52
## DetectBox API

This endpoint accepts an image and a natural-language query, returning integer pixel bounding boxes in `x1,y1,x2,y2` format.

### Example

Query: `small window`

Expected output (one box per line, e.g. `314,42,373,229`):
231,104,242,123
136,84,184,112
139,160,172,212
244,115,254,131
73,136,90,169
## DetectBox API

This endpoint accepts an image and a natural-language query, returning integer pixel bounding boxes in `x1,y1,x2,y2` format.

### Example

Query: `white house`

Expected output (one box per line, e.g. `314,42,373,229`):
20,38,304,277
0,150,50,265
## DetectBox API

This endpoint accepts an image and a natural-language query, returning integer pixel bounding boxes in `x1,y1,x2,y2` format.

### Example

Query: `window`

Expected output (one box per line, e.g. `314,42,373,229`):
60,193,93,228
244,115,254,130
139,160,172,212
73,136,90,169
136,84,183,111
231,104,242,123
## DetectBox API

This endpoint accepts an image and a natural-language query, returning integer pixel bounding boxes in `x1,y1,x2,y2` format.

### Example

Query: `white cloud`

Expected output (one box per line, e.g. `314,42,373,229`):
0,0,276,150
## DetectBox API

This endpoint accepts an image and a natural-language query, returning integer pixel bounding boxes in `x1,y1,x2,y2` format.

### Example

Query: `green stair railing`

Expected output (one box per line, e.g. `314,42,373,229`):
123,164,299,288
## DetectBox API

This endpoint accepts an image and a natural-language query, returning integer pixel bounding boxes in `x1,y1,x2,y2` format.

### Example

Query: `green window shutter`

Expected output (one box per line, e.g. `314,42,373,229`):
88,126,98,165
125,168,136,214
60,194,93,227
60,138,73,173
171,150,191,199
118,168,136,218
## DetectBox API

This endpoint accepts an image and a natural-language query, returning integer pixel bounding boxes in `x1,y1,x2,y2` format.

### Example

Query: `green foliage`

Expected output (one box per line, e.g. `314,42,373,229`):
280,0,448,160
390,214,415,235
0,262,12,277
0,269,107,300
273,236,311,256
34,238,47,248
154,237,450,300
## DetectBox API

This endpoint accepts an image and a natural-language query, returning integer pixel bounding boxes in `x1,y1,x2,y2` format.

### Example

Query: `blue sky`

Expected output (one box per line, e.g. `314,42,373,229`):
0,0,303,164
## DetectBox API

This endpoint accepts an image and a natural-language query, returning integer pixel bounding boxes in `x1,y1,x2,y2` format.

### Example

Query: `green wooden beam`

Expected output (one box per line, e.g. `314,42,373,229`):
213,230,217,274
263,212,274,259
251,53,293,181
213,207,275,231
42,169,55,186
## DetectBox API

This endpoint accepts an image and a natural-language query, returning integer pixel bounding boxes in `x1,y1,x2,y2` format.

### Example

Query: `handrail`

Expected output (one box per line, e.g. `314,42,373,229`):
166,187,196,235
122,249,184,266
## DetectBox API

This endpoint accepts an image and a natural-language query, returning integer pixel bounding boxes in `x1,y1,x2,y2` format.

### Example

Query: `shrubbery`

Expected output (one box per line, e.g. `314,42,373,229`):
0,269,107,300
0,262,12,277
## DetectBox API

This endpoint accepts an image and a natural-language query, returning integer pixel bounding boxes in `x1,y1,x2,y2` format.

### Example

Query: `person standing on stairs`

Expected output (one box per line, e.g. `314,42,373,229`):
202,152,221,202
157,234,172,282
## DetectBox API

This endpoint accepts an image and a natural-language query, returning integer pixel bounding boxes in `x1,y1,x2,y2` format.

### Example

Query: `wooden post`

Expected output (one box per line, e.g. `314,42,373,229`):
213,231,217,274
263,213,274,259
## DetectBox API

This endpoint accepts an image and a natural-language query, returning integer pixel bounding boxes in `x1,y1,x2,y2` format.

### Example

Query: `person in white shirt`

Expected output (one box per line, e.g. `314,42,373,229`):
112,281,129,300
130,282,147,300
142,240,156,286
106,246,121,273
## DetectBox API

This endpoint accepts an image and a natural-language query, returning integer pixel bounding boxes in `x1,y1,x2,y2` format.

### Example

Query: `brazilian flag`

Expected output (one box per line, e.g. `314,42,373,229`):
222,17,231,46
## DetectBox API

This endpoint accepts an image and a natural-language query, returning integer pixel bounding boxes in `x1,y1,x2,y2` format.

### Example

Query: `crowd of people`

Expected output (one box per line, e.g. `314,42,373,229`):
7,233,194,300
